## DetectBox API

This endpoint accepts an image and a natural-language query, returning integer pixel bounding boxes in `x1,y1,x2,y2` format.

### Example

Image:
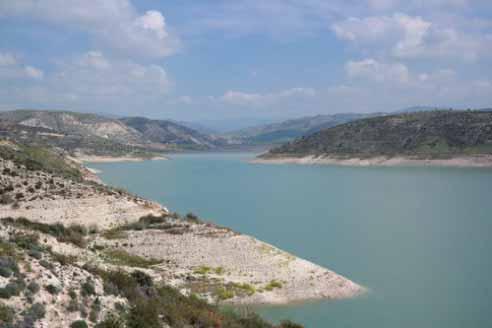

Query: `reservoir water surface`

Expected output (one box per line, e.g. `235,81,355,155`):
90,153,492,328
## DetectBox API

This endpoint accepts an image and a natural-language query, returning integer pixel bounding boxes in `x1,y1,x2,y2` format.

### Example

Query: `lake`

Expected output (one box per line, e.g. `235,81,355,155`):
89,153,492,328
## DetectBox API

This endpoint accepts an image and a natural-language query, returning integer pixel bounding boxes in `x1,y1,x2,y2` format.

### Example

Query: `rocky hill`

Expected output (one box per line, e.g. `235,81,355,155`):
121,117,225,150
227,113,381,145
0,110,226,157
259,111,492,165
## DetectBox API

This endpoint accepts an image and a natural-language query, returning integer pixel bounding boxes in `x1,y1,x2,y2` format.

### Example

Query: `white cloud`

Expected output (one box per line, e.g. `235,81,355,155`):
0,52,17,66
346,59,410,83
221,88,316,107
135,11,168,39
78,51,110,70
51,51,170,98
332,13,491,61
0,51,171,112
0,53,44,81
24,66,44,80
0,1,179,58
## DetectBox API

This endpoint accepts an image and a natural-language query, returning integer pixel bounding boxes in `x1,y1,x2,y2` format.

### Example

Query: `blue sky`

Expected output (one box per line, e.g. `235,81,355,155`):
1,1,491,127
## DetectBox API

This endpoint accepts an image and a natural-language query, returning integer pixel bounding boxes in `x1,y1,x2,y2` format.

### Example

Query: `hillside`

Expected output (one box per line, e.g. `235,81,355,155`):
227,113,380,144
259,111,492,165
0,110,223,157
121,117,225,150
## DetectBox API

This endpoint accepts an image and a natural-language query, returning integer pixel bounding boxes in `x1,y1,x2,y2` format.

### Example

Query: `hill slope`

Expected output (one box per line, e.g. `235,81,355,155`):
0,110,222,155
121,117,224,149
260,111,492,164
227,113,381,144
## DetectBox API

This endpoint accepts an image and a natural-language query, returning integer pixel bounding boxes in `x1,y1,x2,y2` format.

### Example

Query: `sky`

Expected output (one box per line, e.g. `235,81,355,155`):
1,0,492,128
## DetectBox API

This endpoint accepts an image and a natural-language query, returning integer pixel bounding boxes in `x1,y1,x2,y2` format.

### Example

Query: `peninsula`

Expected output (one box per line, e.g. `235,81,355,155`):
256,111,492,167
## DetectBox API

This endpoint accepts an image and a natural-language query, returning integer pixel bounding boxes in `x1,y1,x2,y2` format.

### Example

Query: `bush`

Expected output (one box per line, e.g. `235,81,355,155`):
103,249,162,268
280,320,305,328
81,278,96,297
264,280,282,291
95,313,125,328
39,259,55,270
0,303,15,325
44,284,60,295
185,212,201,224
22,302,46,323
0,267,12,278
0,280,25,299
0,194,13,205
131,271,153,288
90,298,102,322
2,218,88,248
127,298,161,328
70,320,89,328
27,282,40,294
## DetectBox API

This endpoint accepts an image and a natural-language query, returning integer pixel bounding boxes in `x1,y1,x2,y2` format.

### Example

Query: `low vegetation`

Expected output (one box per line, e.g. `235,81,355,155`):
103,249,162,268
86,267,292,328
265,110,492,159
2,217,88,247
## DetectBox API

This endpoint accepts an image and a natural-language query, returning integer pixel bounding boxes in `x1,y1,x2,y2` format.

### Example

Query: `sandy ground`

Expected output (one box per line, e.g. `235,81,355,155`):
252,154,492,168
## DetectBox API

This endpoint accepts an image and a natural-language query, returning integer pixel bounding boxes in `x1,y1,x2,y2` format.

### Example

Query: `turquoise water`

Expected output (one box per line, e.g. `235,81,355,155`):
90,153,492,328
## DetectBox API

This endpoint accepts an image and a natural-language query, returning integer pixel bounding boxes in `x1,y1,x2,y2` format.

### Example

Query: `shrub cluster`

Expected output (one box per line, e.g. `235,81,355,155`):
2,217,88,248
83,267,301,328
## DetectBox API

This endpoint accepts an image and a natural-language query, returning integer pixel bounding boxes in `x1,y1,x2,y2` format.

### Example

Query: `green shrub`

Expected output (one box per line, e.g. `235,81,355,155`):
2,217,88,248
264,280,282,291
22,302,46,322
127,298,161,328
39,259,55,270
51,252,77,266
95,313,125,328
0,302,15,325
101,228,128,240
280,320,305,328
44,284,60,295
185,212,201,224
193,265,211,275
89,297,101,322
131,271,153,288
71,320,89,328
0,267,13,278
27,282,40,294
81,278,96,297
103,249,162,268
216,287,235,300
0,280,25,299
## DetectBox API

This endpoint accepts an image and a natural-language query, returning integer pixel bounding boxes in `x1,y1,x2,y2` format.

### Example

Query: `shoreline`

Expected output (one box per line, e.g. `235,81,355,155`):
252,154,492,168
73,154,168,163
0,151,365,306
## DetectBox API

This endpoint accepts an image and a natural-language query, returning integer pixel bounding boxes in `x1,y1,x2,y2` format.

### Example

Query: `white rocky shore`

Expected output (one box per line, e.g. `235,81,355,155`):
252,154,492,168
0,149,364,311
71,154,168,163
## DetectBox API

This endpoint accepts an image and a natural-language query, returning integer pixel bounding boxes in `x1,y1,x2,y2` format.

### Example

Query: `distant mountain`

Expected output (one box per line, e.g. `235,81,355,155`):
176,121,219,135
261,110,492,159
0,110,223,156
394,106,449,113
121,117,224,149
0,109,142,144
227,113,383,144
